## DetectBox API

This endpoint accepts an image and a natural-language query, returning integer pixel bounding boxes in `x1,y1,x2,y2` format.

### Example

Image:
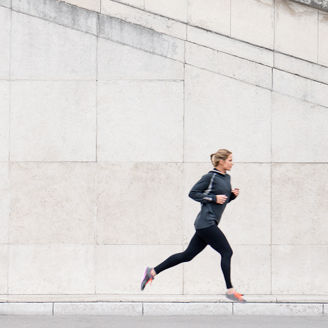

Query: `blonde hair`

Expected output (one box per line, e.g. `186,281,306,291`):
210,149,232,167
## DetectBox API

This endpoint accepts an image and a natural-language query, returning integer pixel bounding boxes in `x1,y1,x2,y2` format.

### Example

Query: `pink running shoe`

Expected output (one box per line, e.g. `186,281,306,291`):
140,266,155,291
225,291,247,303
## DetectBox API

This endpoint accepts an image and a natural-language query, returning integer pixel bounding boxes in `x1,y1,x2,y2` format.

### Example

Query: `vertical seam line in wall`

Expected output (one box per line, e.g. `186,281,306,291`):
8,4,12,164
94,167,98,295
270,0,274,286
182,30,187,294
183,35,186,164
271,0,275,296
230,0,232,37
94,11,100,295
272,0,276,90
273,0,276,51
270,92,273,295
96,13,99,164
317,9,319,64
7,3,13,296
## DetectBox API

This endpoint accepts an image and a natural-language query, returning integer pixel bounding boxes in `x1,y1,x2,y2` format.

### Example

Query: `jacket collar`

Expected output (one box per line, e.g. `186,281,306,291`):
209,168,226,176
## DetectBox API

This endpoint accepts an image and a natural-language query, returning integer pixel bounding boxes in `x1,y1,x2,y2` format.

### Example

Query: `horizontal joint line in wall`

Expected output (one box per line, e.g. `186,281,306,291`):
5,79,184,82
2,161,328,164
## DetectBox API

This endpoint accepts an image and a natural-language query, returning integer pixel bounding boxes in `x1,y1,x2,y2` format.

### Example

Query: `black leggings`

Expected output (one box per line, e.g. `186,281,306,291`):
154,225,233,289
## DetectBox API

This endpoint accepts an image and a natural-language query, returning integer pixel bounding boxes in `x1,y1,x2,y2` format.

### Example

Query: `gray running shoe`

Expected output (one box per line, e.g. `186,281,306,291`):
225,291,247,303
140,266,155,291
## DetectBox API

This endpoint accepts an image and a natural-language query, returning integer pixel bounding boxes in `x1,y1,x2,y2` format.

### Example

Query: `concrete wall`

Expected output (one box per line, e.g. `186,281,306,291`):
0,0,328,300
60,0,328,66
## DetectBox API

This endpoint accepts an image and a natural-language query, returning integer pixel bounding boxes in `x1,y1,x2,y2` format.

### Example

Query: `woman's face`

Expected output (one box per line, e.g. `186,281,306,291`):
221,154,233,171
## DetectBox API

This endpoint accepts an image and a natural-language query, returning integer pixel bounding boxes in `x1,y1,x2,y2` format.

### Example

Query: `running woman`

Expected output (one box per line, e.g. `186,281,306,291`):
140,149,246,303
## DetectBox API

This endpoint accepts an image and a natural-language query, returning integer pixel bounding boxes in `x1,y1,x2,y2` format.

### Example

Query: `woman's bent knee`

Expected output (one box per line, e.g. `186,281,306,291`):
223,248,233,258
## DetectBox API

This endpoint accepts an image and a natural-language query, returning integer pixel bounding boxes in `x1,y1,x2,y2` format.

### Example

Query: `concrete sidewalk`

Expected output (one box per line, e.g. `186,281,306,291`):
0,315,327,328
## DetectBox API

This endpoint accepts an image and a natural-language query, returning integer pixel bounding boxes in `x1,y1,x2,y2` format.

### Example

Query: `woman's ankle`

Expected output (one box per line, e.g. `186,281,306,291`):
151,268,156,277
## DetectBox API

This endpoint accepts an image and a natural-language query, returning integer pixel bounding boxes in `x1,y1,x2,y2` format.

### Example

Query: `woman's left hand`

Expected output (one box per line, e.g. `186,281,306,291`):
232,188,240,197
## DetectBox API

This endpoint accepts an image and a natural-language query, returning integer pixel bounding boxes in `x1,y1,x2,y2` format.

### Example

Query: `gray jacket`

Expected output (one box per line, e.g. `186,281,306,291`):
189,168,236,229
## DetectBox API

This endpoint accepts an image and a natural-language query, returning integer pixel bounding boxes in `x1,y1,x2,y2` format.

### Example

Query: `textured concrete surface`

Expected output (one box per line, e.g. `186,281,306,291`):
101,0,186,39
275,0,318,62
1,0,328,301
0,82,9,161
0,315,327,328
0,300,327,316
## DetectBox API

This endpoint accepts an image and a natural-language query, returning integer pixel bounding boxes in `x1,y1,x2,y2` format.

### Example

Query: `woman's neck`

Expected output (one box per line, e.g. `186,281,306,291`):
215,167,226,174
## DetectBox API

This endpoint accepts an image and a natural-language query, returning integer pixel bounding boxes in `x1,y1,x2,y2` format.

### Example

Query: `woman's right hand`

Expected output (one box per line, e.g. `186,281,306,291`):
216,194,228,204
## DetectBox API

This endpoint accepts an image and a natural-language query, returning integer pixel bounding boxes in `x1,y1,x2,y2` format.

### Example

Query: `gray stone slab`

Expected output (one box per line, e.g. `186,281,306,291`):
9,162,96,244
8,245,95,294
10,81,97,161
98,14,184,61
273,69,328,108
0,302,53,315
1,315,328,327
275,0,318,63
12,0,98,35
272,245,328,295
184,65,271,163
0,0,10,8
0,7,10,79
0,82,9,161
319,12,328,66
98,38,184,80
143,302,232,315
54,302,142,315
234,303,324,316
231,0,274,49
11,12,97,80
0,245,8,293
102,0,186,39
272,93,328,162
186,41,272,89
96,163,183,245
187,25,274,67
274,53,328,85
272,163,328,244
97,81,183,162
0,164,9,247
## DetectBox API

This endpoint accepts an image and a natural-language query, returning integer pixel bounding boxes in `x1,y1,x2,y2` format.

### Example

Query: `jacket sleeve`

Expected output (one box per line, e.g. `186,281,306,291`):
228,192,236,203
188,173,217,204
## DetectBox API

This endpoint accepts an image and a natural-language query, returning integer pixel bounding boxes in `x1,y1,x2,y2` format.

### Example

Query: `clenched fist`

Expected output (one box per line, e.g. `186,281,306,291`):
231,188,240,197
216,194,228,204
